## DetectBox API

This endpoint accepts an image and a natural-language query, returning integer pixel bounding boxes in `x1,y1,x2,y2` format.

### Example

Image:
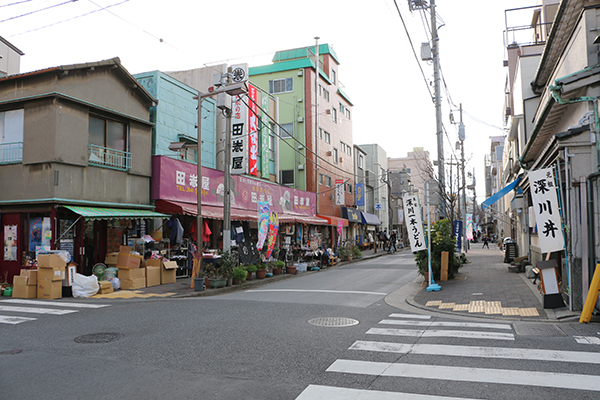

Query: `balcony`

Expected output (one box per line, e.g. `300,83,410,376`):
0,142,23,165
88,144,131,171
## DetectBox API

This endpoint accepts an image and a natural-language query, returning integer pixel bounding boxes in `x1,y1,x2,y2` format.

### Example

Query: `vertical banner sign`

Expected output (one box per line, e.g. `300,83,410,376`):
402,193,426,253
231,95,247,175
453,220,463,252
266,212,279,259
261,91,270,176
528,167,565,253
466,214,473,240
355,183,365,206
398,209,404,224
335,179,344,206
248,84,258,176
337,220,344,247
257,200,269,250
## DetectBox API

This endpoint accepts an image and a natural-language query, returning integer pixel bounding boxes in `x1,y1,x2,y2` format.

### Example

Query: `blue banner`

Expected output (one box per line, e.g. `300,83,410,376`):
356,183,365,206
453,220,463,252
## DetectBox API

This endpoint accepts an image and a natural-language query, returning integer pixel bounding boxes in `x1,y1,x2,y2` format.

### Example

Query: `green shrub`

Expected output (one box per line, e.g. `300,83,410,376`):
414,219,463,280
352,245,362,259
232,266,247,281
245,264,258,273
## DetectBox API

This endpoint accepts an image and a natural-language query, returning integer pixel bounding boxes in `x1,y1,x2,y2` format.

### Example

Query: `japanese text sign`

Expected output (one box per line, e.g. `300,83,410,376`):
231,95,247,175
527,167,564,253
402,193,426,253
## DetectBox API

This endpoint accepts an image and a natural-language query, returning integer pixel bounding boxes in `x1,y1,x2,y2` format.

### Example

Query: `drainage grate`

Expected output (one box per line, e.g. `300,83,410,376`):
74,333,123,344
308,317,359,327
0,349,23,355
513,323,566,337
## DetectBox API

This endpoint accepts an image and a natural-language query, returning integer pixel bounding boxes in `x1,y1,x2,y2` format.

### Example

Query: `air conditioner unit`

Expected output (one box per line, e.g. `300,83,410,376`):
298,164,304,170
326,151,332,156
297,117,304,123
297,69,303,76
326,109,331,115
298,98,303,103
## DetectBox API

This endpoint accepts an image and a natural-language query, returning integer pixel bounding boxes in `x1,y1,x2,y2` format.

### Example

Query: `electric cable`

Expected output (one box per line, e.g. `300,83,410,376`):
0,0,76,23
0,0,33,7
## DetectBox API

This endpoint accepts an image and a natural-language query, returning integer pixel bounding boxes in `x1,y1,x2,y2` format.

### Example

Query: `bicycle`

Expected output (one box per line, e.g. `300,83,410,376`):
384,240,397,253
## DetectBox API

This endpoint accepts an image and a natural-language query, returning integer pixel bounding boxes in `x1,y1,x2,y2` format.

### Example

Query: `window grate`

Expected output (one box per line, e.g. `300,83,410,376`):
0,142,23,164
88,144,131,171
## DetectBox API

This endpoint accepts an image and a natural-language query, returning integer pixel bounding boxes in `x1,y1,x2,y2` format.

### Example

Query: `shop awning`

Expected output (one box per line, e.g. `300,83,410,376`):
361,212,381,226
62,205,167,220
482,178,521,210
154,200,257,221
281,214,328,225
317,214,349,227
341,207,363,223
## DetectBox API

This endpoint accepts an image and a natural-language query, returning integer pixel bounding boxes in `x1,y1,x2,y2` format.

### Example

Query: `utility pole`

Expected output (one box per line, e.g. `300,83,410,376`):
459,104,467,253
431,0,445,218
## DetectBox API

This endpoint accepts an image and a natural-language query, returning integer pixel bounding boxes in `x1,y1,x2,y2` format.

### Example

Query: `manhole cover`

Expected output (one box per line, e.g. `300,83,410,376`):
308,317,359,327
513,323,566,337
74,333,123,344
0,349,23,355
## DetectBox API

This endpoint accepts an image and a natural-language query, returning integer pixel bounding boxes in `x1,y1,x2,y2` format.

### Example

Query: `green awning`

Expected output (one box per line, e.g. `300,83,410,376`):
62,205,168,220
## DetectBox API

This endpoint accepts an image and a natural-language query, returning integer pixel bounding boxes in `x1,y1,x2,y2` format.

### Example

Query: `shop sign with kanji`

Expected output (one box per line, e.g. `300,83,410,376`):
527,167,564,253
402,193,426,253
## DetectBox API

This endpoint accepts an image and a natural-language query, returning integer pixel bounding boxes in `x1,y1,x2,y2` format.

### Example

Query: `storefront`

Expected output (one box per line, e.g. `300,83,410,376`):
341,206,364,245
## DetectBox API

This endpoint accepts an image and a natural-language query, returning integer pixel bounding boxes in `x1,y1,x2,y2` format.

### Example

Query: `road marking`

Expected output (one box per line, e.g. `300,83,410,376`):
326,359,600,391
388,313,431,320
296,384,484,400
0,315,37,325
0,305,78,315
245,289,388,295
1,299,110,309
367,327,514,341
350,341,600,364
574,336,600,345
379,319,512,330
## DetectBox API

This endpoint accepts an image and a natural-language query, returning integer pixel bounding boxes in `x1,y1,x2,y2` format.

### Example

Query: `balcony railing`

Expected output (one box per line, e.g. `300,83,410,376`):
0,142,23,165
88,144,131,171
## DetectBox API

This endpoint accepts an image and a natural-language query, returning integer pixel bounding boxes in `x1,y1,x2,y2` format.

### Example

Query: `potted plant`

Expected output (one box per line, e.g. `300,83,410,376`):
352,245,362,259
339,246,352,261
245,264,257,280
231,266,247,285
256,263,267,279
414,219,465,281
271,260,285,275
218,251,236,287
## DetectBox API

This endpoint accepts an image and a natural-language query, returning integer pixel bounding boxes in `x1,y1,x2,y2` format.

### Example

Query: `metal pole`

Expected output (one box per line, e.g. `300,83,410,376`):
223,108,232,253
460,104,467,253
196,96,204,254
314,37,320,215
426,180,441,291
431,0,445,218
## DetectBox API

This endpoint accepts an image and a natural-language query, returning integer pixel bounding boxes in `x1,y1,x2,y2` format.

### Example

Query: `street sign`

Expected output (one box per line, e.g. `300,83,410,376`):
375,203,382,210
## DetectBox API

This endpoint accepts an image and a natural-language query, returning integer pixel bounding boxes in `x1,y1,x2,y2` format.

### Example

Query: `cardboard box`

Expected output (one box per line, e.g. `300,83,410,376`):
98,280,113,294
37,279,62,299
145,266,160,287
37,265,65,282
20,269,37,286
161,261,178,285
117,246,142,269
38,254,66,269
13,276,37,299
118,268,145,280
121,277,145,290
98,286,113,294
104,252,119,266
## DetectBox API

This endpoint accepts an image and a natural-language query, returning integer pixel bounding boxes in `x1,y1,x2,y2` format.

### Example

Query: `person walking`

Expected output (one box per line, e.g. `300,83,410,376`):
388,230,397,253
482,236,489,249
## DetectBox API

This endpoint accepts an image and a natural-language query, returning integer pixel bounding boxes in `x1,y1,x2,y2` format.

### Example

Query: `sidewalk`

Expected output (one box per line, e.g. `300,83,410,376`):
409,245,579,321
91,245,396,300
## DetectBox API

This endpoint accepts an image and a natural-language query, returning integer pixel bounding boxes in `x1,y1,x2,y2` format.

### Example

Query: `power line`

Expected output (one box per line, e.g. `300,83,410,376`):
0,0,76,23
0,0,34,8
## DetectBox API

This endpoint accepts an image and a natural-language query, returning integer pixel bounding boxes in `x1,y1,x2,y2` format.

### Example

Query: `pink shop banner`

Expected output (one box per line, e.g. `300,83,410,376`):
151,156,316,216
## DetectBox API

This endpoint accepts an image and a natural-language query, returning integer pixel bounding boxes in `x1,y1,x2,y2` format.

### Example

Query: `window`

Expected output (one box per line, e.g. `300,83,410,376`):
269,133,275,160
319,173,324,185
323,88,329,102
269,78,293,94
340,142,346,153
88,115,130,170
325,175,332,187
332,107,337,123
319,128,323,140
324,131,330,144
280,169,294,186
346,146,351,156
345,108,351,119
318,84,322,96
0,109,24,164
358,154,364,169
331,69,336,84
280,123,294,138
339,102,345,113
347,183,352,194
333,148,338,163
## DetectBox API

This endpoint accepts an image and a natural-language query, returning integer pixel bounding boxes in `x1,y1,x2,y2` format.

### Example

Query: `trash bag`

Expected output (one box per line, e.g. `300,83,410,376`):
105,267,118,279
107,276,120,290
72,273,99,298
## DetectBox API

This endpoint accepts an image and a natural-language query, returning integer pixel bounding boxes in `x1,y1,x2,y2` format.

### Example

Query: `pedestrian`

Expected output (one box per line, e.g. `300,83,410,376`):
389,231,397,253
482,236,489,249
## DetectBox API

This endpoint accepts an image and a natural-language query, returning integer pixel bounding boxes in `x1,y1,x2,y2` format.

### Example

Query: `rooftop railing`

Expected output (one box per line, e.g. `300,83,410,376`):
0,142,23,165
88,144,131,171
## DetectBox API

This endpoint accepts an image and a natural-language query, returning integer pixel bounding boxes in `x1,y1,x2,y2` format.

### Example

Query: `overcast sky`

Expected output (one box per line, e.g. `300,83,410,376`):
3,0,535,201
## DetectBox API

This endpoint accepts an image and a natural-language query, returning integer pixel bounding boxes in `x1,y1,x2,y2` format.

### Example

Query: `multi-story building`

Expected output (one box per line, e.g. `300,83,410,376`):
0,36,23,77
358,144,389,232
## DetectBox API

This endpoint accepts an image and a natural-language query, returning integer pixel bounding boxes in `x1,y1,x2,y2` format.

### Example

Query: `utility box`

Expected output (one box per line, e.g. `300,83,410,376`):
421,42,432,61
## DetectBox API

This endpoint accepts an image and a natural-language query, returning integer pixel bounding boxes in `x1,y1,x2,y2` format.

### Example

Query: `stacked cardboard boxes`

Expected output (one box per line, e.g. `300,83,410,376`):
161,260,177,284
12,272,37,299
98,280,113,294
37,254,66,299
118,268,146,290
144,259,161,288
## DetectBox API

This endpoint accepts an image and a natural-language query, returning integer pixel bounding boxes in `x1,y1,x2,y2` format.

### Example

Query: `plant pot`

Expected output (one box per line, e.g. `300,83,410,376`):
226,276,233,286
272,267,282,275
204,277,210,288
193,277,204,291
256,269,266,279
246,271,253,280
208,278,227,288
286,266,297,275
233,278,244,285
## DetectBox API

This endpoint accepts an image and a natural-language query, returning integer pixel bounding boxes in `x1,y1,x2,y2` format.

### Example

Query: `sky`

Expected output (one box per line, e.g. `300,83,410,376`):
2,0,536,201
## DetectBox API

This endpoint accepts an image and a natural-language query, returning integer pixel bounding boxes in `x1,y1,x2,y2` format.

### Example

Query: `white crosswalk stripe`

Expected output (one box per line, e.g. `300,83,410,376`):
0,299,110,325
296,312,600,399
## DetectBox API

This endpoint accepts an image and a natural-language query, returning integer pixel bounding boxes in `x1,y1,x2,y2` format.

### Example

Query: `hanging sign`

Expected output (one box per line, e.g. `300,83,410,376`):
335,179,344,206
453,220,463,252
337,219,344,247
257,200,269,250
356,183,365,206
266,212,279,260
248,84,258,176
528,167,564,253
402,193,426,253
261,91,270,176
466,214,473,240
231,95,247,175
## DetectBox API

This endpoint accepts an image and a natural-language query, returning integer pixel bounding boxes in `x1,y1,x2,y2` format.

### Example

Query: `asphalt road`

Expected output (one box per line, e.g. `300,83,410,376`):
2,252,600,399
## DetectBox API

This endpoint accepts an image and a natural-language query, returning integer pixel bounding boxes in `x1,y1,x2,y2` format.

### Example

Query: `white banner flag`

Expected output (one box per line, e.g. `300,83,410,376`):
335,179,344,206
528,167,564,253
403,193,426,253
